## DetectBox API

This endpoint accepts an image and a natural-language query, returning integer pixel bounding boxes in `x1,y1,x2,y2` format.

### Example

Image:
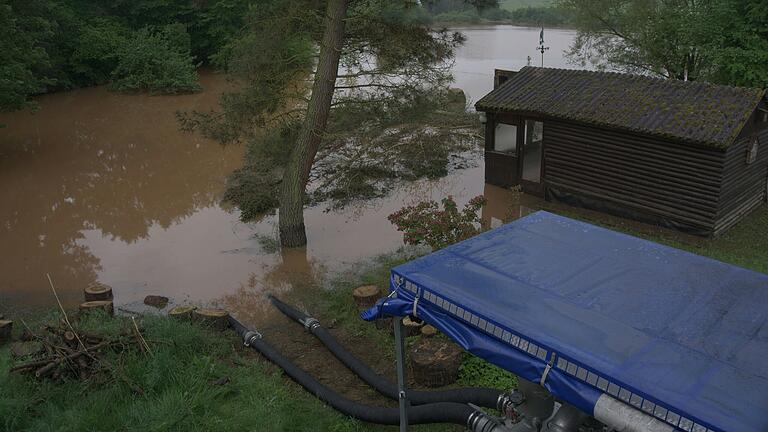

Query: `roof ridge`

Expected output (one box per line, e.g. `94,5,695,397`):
520,66,765,94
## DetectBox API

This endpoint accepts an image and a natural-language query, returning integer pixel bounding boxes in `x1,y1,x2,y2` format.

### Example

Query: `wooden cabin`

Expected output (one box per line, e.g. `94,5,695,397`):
475,67,768,236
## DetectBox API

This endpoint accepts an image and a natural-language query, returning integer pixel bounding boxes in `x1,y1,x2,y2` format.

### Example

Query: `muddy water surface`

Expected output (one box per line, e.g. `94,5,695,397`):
1,26,593,322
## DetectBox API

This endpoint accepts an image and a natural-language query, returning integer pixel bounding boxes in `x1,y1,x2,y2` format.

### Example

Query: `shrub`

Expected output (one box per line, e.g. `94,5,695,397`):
388,195,487,250
111,24,201,94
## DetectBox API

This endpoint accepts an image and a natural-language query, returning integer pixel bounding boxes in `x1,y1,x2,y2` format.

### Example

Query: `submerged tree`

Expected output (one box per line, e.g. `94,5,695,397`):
560,0,768,87
183,0,478,247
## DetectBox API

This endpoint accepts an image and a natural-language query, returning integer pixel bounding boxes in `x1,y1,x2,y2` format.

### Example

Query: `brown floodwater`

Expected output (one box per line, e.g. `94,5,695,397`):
1,26,694,324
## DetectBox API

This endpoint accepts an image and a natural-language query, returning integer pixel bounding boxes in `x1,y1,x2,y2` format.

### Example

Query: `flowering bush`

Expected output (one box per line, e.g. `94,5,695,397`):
388,195,487,250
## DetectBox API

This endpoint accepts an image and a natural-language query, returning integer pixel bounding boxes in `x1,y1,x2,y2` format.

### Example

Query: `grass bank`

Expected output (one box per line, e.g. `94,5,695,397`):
2,203,764,431
0,257,514,432
534,199,768,275
0,313,368,432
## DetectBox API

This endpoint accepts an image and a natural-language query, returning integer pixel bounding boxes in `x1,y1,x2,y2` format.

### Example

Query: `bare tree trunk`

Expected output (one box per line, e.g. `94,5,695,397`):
279,0,348,247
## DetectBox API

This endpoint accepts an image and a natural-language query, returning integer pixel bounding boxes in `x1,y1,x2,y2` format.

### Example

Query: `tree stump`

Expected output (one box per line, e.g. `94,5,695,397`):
193,309,229,330
84,283,113,302
421,325,438,337
0,320,13,345
409,338,463,388
79,301,114,317
168,306,196,320
352,285,380,312
403,316,424,337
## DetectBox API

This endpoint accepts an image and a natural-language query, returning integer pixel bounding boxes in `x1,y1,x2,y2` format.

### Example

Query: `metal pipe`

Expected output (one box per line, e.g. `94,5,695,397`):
394,317,409,432
593,394,675,432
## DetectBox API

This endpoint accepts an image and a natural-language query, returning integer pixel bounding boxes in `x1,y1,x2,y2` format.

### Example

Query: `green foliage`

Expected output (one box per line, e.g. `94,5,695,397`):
111,24,201,94
0,2,51,112
506,6,573,25
458,355,518,390
560,0,768,87
70,19,131,85
0,0,251,110
500,0,552,10
388,195,487,250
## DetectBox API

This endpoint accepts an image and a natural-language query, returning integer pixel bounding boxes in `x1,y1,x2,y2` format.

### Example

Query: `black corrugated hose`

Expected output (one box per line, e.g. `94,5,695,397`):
268,295,507,410
227,315,480,427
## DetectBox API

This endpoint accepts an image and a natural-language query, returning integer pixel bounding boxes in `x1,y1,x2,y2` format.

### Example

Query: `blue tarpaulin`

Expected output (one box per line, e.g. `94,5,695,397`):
363,211,768,432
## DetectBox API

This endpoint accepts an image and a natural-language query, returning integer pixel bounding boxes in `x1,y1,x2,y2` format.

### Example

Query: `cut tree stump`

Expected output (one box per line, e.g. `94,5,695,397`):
352,285,380,312
0,320,13,344
193,309,229,330
168,306,196,320
403,316,424,337
84,283,113,302
79,301,114,316
421,325,438,337
409,338,462,388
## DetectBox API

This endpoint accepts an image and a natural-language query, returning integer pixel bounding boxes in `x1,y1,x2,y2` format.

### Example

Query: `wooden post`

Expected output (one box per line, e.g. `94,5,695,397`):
84,283,113,302
0,320,13,344
193,309,229,330
79,301,115,316
168,306,196,320
352,285,381,312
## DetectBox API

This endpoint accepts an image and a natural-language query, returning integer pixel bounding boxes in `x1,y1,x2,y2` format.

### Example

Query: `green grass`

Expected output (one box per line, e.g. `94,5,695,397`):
500,0,553,12
0,314,365,432
538,202,768,275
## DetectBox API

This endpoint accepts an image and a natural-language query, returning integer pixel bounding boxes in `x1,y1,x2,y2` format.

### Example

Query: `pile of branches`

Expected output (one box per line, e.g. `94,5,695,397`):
9,318,151,383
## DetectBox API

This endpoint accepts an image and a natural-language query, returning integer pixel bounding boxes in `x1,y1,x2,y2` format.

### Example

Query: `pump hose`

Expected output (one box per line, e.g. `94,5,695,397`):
227,315,490,427
268,295,507,410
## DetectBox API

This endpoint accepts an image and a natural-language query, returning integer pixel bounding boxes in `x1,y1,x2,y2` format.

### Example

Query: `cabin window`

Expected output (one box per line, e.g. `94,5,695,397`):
494,123,518,154
747,136,759,164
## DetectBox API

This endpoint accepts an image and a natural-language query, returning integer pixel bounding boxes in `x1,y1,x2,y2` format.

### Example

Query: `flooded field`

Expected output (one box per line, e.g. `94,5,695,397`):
0,25,600,321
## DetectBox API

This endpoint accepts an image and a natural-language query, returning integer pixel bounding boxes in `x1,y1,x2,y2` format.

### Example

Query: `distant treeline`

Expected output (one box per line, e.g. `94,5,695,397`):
425,0,573,26
1,0,247,112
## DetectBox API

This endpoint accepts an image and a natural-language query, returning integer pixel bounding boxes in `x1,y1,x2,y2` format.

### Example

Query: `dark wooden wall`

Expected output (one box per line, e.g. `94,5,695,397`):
717,125,768,234
542,120,727,235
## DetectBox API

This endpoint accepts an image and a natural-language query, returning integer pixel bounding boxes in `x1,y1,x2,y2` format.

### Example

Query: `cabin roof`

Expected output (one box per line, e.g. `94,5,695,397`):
475,67,766,148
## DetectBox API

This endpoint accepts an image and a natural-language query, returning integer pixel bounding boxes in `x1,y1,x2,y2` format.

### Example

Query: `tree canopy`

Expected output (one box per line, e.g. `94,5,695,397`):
183,0,480,226
0,0,248,112
560,0,768,88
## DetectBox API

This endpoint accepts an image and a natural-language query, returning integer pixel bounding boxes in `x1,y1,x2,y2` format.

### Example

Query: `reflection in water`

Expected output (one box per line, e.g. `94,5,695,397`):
0,71,244,310
2,26,595,321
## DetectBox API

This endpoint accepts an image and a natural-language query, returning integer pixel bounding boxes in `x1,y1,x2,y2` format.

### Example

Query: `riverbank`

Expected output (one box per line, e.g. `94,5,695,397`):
0,252,514,432
2,199,766,430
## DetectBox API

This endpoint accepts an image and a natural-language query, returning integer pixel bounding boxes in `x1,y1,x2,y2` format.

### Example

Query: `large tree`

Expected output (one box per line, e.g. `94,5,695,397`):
560,0,768,87
184,0,477,247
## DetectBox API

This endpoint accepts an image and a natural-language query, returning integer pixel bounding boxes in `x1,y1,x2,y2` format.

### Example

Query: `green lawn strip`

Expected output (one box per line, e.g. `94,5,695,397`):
537,203,768,274
0,314,363,432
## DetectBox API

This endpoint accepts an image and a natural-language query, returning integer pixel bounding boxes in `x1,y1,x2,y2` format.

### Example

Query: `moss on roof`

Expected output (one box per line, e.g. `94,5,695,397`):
475,67,766,148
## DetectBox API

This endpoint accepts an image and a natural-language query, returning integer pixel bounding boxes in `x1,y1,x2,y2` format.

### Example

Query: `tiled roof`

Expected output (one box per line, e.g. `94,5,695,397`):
475,67,766,148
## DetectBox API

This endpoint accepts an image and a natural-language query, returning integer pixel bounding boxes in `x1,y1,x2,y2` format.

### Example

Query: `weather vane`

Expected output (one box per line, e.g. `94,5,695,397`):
536,25,549,67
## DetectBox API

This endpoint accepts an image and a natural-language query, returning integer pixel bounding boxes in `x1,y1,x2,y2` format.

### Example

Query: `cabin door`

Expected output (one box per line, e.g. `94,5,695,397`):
520,119,544,196
485,116,522,187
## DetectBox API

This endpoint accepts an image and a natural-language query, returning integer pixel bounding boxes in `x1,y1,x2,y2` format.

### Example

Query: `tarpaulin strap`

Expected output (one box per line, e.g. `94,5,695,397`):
540,352,557,386
412,291,420,318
